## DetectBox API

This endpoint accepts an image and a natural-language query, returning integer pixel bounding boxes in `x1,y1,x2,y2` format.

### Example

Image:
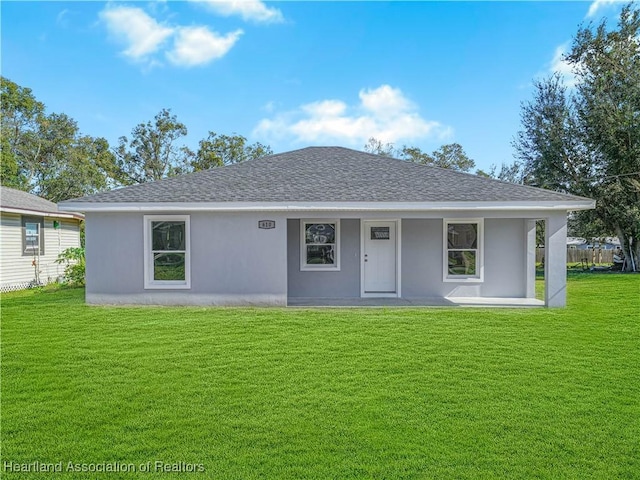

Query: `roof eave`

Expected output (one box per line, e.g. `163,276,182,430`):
58,200,596,213
1,206,84,220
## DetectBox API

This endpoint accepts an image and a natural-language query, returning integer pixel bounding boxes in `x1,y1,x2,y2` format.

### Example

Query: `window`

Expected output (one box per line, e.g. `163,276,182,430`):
22,216,44,255
144,215,190,289
300,220,340,270
443,219,483,282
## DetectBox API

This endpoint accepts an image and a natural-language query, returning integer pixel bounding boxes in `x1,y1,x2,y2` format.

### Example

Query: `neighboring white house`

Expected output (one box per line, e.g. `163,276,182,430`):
59,147,595,308
1,186,84,292
567,237,621,250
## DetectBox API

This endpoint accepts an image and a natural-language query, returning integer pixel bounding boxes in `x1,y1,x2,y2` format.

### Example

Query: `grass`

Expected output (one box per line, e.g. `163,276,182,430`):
1,274,639,479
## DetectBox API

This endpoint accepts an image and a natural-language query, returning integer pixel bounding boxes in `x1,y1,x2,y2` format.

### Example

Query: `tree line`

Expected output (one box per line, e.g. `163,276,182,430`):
1,4,637,269
363,138,479,173
0,81,272,202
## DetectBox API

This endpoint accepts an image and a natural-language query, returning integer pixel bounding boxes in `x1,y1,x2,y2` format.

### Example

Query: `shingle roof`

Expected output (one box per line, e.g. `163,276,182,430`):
1,186,59,213
60,146,592,205
1,186,84,218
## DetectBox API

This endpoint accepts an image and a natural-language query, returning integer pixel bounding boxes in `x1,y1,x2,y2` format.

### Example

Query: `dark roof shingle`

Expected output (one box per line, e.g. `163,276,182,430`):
1,186,62,213
60,146,592,204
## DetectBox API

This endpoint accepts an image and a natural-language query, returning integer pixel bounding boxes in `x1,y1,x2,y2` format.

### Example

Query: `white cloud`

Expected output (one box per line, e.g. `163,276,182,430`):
100,6,173,60
147,0,170,16
167,26,243,67
301,100,347,118
99,5,241,68
262,101,277,113
586,0,620,18
550,43,579,87
253,85,452,146
192,0,284,23
56,9,70,27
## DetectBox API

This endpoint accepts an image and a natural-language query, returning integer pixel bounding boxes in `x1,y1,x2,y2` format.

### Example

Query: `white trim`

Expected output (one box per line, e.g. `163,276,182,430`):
397,220,402,298
1,206,83,219
443,218,484,283
300,219,340,271
143,215,191,289
361,219,401,298
23,220,41,254
59,199,595,213
524,219,537,298
544,214,568,307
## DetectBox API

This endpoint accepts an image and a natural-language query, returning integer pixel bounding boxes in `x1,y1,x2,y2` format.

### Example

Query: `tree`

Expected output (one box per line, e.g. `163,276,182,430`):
189,132,272,171
513,75,592,193
39,134,117,202
570,4,640,268
513,3,640,269
477,161,525,183
113,109,189,184
1,77,44,189
363,138,476,173
363,137,396,157
1,77,117,202
401,143,476,172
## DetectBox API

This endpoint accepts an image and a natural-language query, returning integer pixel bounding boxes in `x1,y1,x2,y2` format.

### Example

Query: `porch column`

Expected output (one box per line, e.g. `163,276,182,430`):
525,219,537,299
544,213,568,307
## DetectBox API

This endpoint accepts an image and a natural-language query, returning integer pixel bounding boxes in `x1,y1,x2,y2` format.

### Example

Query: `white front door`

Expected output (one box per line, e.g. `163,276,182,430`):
363,221,397,294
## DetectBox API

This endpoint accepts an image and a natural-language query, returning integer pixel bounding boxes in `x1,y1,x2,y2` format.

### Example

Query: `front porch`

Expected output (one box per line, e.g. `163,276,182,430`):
287,214,568,308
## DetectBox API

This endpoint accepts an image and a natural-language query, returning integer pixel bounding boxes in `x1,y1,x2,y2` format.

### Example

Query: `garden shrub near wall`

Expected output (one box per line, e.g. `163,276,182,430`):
55,247,85,286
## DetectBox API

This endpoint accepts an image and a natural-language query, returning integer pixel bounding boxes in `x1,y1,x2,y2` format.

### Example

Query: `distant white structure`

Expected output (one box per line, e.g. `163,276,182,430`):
0,186,83,292
567,237,621,250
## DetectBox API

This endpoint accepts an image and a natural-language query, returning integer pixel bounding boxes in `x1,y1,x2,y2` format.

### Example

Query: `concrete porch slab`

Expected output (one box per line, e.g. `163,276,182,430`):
287,297,545,308
446,297,544,307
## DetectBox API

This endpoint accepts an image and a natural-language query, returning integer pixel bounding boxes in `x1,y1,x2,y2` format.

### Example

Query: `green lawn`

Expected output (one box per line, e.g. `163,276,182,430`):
2,274,639,479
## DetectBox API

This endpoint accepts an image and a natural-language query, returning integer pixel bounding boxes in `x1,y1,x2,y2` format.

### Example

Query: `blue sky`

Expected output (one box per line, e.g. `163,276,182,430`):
1,0,628,172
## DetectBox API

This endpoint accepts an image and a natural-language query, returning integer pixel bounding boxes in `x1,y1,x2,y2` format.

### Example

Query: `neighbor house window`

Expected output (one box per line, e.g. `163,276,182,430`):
144,215,190,289
22,216,44,256
443,219,483,282
300,220,340,271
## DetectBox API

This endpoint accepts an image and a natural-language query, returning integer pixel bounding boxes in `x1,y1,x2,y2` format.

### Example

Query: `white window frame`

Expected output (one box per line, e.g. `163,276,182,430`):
22,216,44,255
300,219,340,271
443,218,484,283
144,215,191,289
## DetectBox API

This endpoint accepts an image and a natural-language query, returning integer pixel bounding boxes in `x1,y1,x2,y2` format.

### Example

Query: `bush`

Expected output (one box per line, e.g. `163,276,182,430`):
55,247,85,286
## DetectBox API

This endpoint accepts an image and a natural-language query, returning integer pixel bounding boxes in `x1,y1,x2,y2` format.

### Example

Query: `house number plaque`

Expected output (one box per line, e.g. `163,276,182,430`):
258,220,276,229
371,227,390,240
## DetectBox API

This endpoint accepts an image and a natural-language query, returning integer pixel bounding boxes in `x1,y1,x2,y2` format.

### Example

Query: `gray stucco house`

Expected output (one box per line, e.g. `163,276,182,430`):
59,147,594,307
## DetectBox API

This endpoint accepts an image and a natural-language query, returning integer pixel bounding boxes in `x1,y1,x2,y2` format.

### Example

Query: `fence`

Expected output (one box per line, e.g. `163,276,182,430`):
536,247,614,265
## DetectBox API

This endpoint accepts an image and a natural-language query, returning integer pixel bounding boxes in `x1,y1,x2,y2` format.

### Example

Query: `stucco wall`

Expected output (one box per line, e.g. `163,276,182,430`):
85,211,549,305
85,213,142,296
400,219,442,298
401,218,526,298
287,218,361,298
85,212,288,305
483,218,526,297
287,216,528,300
